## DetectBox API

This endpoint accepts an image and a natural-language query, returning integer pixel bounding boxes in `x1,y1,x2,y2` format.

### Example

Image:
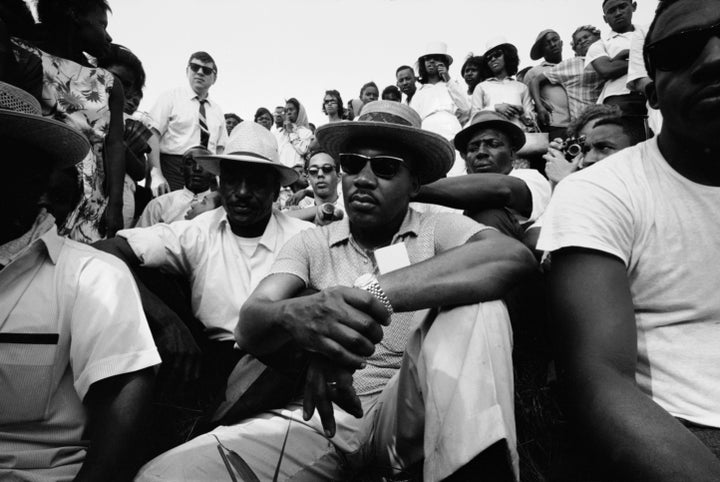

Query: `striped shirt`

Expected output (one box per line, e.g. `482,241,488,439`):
544,56,604,121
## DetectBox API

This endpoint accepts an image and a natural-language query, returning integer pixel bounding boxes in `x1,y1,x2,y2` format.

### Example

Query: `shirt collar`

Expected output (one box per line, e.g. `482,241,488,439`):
328,208,421,247
183,187,212,198
485,76,517,83
184,83,212,105
609,26,635,39
0,210,60,266
218,208,282,252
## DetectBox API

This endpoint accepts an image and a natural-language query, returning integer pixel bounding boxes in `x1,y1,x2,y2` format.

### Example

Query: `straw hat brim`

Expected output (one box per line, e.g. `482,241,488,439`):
482,42,518,60
195,153,299,186
316,121,455,185
0,110,90,168
454,118,526,153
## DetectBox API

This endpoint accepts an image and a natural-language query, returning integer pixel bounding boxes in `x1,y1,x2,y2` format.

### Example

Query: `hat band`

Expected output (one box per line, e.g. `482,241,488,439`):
357,112,414,127
227,150,274,163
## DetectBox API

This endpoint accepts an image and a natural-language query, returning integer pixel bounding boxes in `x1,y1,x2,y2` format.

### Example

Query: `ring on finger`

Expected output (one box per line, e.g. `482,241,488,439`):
326,381,338,389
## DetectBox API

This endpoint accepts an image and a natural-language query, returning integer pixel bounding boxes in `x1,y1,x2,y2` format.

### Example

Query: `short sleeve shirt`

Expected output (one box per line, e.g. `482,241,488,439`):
268,208,487,395
585,30,634,103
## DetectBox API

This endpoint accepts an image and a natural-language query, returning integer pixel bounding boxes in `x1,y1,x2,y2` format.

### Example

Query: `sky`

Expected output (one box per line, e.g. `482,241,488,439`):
106,0,659,126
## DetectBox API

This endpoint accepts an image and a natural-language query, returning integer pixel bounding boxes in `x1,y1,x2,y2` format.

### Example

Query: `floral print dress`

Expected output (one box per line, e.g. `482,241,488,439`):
13,38,115,243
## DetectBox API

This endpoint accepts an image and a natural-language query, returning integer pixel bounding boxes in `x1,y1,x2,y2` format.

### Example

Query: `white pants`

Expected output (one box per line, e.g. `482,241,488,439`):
135,301,517,481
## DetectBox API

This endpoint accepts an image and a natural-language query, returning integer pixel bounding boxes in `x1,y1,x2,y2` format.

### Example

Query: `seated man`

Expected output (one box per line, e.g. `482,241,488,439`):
136,145,215,227
285,148,345,225
413,111,551,239
96,121,312,398
0,83,160,480
135,101,535,481
538,0,720,479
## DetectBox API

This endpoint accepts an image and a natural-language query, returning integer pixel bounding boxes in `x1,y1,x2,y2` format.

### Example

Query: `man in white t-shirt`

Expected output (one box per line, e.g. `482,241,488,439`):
414,110,551,239
537,0,720,479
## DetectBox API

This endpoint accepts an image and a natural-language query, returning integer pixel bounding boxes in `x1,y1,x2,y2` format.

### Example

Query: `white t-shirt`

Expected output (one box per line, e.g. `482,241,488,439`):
509,168,551,224
585,29,634,103
537,138,720,428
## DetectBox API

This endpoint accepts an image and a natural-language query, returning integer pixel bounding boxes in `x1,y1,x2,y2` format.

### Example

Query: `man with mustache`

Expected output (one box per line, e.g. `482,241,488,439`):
538,0,720,479
135,101,536,481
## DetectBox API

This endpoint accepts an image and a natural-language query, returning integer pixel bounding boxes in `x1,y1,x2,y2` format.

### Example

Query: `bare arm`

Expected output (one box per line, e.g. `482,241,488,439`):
415,173,533,218
549,248,720,481
589,50,630,80
147,130,169,197
529,72,552,126
104,80,127,237
74,369,155,482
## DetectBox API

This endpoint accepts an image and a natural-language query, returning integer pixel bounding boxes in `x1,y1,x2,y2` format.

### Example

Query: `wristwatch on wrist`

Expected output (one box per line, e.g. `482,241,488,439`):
354,273,394,315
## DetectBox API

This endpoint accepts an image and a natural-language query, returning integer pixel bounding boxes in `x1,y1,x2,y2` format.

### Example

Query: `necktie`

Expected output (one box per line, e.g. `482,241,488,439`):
198,98,209,148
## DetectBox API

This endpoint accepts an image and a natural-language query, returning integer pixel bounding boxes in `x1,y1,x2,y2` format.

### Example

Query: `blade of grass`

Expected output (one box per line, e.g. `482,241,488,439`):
215,442,239,482
272,418,293,482
214,434,262,482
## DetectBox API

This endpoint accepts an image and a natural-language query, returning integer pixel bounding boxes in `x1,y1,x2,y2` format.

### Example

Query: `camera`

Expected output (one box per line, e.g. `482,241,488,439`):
562,135,586,161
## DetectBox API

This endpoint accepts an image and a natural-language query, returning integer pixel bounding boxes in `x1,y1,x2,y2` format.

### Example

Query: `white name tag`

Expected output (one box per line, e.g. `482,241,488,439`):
374,243,411,275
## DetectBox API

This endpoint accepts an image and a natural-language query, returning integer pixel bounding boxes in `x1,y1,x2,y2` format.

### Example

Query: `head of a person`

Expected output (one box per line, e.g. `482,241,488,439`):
315,101,454,233
602,0,636,33
305,149,341,202
186,51,217,96
531,30,564,63
322,90,343,117
395,65,417,97
461,56,484,92
0,82,90,243
285,98,300,123
571,25,602,56
254,107,273,131
225,113,242,134
195,122,298,237
185,191,221,220
417,54,453,84
359,82,379,104
579,116,647,167
381,85,402,102
99,43,145,114
39,166,82,227
273,106,285,127
36,0,113,59
566,104,623,139
482,43,520,78
644,0,720,149
454,111,526,175
182,145,214,193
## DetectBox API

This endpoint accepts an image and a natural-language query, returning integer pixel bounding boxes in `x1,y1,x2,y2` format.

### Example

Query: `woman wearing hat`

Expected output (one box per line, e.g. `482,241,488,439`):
472,38,535,131
409,41,471,176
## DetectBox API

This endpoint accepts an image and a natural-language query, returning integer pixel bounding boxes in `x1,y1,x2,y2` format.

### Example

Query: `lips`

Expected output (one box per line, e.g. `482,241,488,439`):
349,191,377,211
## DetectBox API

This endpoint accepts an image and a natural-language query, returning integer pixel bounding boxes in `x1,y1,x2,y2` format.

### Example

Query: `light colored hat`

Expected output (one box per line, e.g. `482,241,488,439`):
195,121,299,186
530,29,559,60
454,111,526,153
316,100,454,184
0,81,90,168
483,36,518,59
418,40,453,66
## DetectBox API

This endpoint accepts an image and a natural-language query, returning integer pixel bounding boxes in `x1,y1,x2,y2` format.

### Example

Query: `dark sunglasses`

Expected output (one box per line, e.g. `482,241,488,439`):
323,98,338,105
338,153,405,179
188,63,216,76
645,21,720,72
307,164,336,176
487,50,504,61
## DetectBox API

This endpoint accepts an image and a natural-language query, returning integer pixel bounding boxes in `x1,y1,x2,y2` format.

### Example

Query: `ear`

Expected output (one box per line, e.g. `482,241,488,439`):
646,80,659,110
409,174,421,198
631,1,637,12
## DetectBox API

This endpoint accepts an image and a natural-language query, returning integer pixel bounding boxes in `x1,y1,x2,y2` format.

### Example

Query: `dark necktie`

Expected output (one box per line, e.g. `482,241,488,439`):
198,98,209,148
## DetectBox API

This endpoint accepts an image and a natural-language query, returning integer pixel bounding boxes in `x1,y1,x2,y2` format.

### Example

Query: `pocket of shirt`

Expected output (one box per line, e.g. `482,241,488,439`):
0,333,59,424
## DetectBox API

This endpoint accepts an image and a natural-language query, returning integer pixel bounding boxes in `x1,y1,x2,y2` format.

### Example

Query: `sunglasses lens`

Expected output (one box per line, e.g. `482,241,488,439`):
370,157,401,178
339,154,366,175
307,168,318,176
189,64,213,75
650,25,719,71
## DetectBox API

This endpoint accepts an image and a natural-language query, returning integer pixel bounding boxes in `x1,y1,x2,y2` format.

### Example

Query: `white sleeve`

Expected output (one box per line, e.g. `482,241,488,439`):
627,26,649,86
536,169,634,264
470,83,491,120
148,89,173,136
71,254,160,399
509,169,551,223
584,39,607,69
135,198,162,228
446,79,471,125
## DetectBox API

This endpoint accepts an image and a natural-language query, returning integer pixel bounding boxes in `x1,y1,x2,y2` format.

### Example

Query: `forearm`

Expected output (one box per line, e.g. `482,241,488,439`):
446,79,471,123
529,76,544,112
380,234,535,311
592,58,629,80
284,206,316,221
75,369,155,482
105,137,126,206
237,297,295,355
147,133,161,172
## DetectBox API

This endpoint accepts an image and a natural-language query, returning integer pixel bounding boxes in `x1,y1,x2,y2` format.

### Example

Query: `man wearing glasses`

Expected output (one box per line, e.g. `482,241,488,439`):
538,0,720,479
136,101,535,481
149,51,228,191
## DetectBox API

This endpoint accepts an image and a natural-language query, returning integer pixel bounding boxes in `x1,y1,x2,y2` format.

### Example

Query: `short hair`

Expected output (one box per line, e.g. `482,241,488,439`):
254,107,272,121
36,0,111,39
381,85,402,100
481,44,520,78
304,148,340,173
187,51,217,73
566,104,622,138
224,113,242,123
643,0,683,79
359,81,378,98
97,44,146,91
570,25,601,46
592,116,649,145
395,65,414,77
460,55,484,76
321,89,344,116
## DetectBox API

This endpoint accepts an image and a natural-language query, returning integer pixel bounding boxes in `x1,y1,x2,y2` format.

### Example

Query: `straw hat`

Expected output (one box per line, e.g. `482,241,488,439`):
483,36,518,59
195,121,299,186
316,100,454,184
0,81,90,168
530,29,559,61
418,40,453,66
454,111,526,153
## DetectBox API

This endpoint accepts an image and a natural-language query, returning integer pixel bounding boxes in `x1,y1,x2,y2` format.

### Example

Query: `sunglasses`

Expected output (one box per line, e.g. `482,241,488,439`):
645,21,720,72
307,164,336,176
487,50,504,61
323,98,338,105
188,63,216,76
338,153,405,179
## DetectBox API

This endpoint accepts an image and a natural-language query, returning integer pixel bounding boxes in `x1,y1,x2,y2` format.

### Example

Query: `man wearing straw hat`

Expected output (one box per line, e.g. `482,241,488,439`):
136,101,534,481
0,81,160,480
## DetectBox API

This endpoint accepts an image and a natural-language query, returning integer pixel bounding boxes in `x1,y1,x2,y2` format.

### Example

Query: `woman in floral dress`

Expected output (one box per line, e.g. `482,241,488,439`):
11,0,125,242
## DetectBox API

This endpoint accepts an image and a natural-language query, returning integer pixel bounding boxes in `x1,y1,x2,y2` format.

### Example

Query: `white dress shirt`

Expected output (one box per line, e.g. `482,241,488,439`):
136,187,212,227
149,84,228,155
119,208,313,341
585,29,635,103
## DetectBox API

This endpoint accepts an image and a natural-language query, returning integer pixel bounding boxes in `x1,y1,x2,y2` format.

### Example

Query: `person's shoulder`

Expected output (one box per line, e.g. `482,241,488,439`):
58,237,135,280
561,142,650,195
274,210,315,233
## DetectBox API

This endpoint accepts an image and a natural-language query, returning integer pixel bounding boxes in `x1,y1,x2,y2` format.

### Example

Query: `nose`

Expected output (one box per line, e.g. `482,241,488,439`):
353,161,377,187
192,161,203,173
692,36,720,80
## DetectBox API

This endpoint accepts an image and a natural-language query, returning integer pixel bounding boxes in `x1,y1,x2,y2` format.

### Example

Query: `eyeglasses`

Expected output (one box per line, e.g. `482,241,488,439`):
645,21,720,72
188,63,216,76
307,164,336,176
487,50,504,61
323,98,338,105
338,153,405,179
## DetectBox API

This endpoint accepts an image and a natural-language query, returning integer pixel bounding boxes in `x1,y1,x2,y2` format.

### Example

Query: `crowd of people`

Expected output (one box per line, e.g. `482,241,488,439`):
2,0,720,480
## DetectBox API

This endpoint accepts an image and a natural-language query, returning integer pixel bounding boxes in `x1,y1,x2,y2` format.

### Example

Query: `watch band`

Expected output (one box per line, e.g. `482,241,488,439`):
356,275,394,316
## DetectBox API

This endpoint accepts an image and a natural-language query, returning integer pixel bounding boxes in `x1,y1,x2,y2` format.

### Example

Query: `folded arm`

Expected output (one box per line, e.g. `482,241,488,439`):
589,49,629,80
